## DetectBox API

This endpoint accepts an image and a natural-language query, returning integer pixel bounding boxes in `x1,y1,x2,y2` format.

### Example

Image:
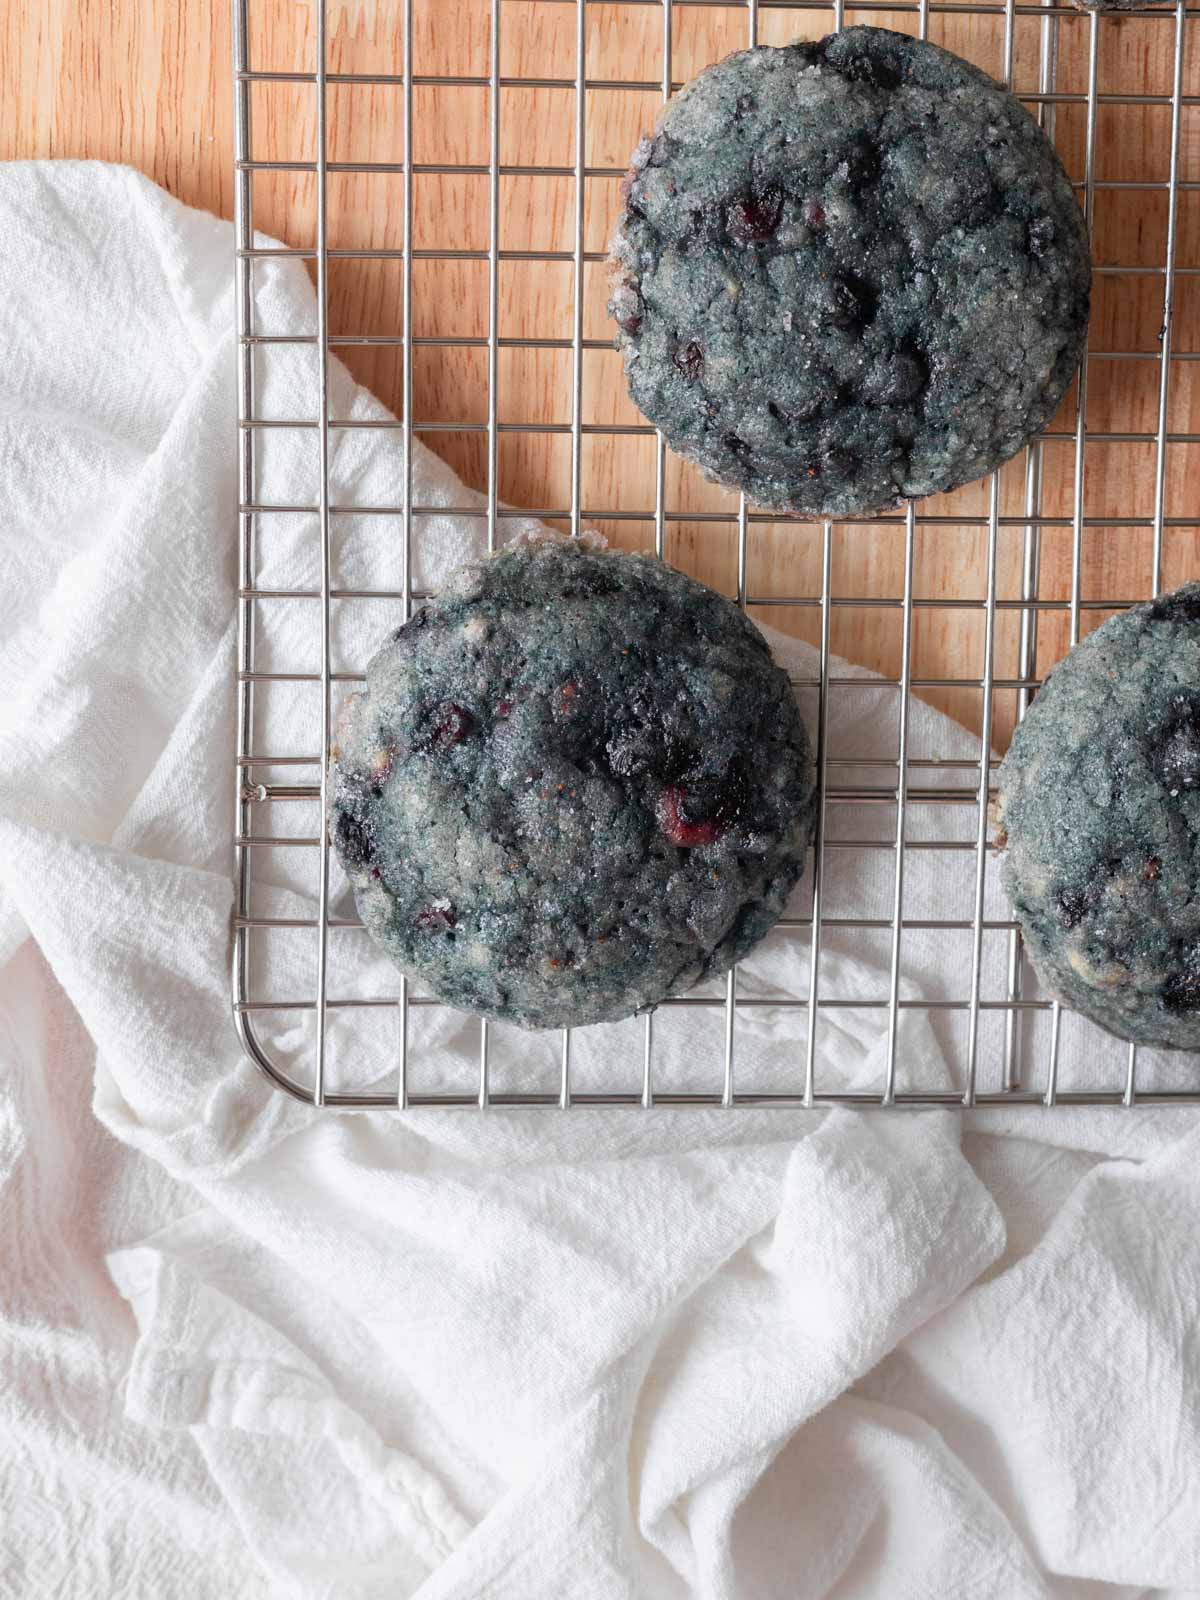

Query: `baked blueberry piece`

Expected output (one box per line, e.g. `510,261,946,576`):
331,535,816,1030
997,584,1200,1049
609,27,1091,518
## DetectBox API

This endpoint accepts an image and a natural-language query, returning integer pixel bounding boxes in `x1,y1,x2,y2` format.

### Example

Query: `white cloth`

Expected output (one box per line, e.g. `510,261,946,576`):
2,159,1200,1599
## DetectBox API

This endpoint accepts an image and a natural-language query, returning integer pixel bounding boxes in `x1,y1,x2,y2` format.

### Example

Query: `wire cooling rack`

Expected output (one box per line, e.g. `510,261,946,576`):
231,0,1200,1109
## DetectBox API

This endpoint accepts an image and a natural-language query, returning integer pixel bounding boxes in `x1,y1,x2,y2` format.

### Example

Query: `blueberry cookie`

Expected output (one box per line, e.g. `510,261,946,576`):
609,27,1091,518
997,585,1200,1049
331,535,816,1030
1071,1,1170,10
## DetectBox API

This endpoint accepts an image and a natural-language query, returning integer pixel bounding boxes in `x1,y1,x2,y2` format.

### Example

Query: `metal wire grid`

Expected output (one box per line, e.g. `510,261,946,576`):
232,0,1200,1109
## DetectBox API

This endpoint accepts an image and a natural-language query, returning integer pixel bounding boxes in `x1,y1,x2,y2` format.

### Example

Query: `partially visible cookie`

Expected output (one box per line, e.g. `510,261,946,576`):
609,27,1091,518
996,584,1200,1049
1070,0,1171,11
331,535,816,1030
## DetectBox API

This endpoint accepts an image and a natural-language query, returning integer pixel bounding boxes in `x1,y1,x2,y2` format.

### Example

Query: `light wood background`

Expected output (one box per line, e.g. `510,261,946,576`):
5,0,1199,746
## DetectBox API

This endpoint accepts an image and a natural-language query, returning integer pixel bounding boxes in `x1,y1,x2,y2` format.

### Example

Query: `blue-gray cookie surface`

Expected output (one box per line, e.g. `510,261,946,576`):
1071,1,1170,10
331,538,816,1030
608,27,1091,518
997,585,1200,1049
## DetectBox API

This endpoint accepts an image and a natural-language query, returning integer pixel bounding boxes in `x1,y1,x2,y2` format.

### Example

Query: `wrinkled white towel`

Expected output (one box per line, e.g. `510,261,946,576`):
2,160,1200,1600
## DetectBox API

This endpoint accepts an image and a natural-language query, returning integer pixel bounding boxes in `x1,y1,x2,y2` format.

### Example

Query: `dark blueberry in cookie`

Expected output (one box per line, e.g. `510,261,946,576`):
673,341,704,382
821,35,904,90
335,809,375,869
430,702,474,750
604,735,646,781
1148,694,1200,794
820,274,875,334
867,347,929,407
656,760,751,847
415,898,457,934
331,539,815,1029
605,691,695,784
1148,586,1200,625
726,185,784,245
1055,858,1121,929
841,134,881,189
947,168,1001,227
1055,884,1091,931
686,203,725,247
1162,954,1200,1014
560,565,622,600
681,762,751,827
997,582,1200,1048
656,785,722,849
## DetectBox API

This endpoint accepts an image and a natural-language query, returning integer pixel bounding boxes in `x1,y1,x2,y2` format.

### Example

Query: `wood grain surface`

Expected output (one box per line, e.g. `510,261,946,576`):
5,0,1199,746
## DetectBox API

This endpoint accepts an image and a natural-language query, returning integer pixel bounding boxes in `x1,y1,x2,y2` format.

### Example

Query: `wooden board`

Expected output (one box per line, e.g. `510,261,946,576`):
5,0,1199,746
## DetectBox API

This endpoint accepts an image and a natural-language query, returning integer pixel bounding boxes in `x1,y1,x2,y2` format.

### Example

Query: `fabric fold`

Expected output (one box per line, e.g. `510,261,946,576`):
2,159,1200,1600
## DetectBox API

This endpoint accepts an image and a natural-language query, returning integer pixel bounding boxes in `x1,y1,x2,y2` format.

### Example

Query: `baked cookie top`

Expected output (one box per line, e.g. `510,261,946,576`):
331,536,816,1030
998,585,1200,1049
609,27,1091,518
